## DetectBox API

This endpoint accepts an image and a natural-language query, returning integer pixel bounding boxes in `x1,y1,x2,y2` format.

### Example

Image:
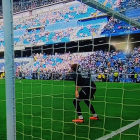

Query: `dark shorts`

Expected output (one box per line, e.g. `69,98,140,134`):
78,85,96,100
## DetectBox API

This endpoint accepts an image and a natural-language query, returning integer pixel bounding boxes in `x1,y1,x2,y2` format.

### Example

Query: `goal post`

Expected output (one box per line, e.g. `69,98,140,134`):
2,0,16,140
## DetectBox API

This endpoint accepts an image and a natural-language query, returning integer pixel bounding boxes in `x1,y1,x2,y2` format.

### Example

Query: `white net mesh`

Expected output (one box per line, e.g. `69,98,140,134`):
13,37,140,140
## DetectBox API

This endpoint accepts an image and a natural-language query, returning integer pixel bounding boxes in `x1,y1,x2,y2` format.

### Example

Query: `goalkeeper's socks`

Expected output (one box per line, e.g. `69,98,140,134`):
79,115,83,120
90,114,99,120
93,114,98,117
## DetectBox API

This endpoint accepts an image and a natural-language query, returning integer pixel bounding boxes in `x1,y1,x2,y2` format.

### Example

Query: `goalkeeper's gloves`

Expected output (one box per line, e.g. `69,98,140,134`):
75,90,79,98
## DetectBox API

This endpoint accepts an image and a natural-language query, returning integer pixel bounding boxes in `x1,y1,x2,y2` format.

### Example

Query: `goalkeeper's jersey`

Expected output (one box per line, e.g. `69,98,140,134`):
71,71,96,88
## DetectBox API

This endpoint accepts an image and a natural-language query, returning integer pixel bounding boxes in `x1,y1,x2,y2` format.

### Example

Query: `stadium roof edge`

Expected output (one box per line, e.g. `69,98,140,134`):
81,0,140,28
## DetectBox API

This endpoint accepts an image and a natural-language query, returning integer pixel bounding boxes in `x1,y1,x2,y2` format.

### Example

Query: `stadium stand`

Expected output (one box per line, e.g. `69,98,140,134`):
0,0,73,15
101,17,140,36
0,58,31,73
3,46,138,82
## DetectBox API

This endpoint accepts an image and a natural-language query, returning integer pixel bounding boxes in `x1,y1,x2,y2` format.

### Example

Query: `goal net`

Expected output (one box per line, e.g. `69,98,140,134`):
13,36,140,140
0,0,140,140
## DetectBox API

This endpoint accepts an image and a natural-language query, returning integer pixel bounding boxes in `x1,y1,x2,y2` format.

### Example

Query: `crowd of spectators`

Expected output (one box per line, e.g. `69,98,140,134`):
0,0,70,15
16,47,140,83
102,17,140,34
12,3,89,30
0,2,92,44
0,1,111,32
114,0,140,11
20,16,140,45
22,27,75,45
0,0,139,16
0,1,140,47
0,0,120,16
0,2,89,31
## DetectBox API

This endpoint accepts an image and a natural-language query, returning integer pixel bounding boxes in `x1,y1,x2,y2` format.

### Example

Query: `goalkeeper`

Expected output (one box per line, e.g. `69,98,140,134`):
70,64,99,123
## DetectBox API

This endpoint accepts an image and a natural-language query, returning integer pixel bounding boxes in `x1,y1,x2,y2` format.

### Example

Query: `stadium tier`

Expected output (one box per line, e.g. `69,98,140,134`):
1,0,140,15
0,0,140,48
17,48,140,83
1,47,140,82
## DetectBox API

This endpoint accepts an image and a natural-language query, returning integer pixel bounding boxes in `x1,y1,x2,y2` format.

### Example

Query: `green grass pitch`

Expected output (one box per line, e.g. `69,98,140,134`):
0,80,140,140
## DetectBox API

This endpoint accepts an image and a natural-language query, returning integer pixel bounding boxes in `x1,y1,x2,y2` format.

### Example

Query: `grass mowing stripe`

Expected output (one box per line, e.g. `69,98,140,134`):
0,80,140,140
